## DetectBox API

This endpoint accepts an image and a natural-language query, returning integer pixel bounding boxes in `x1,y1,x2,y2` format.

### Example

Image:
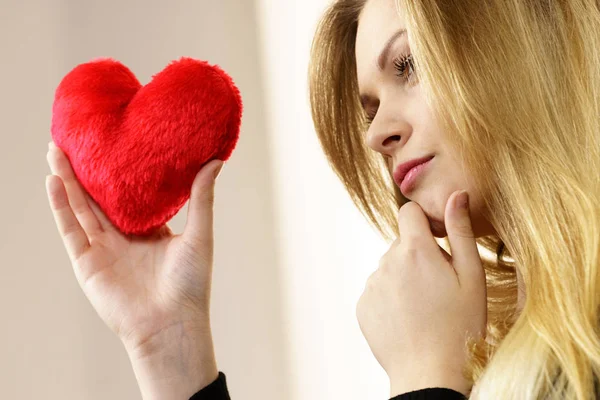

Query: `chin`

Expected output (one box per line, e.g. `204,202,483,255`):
414,198,447,238
425,204,492,239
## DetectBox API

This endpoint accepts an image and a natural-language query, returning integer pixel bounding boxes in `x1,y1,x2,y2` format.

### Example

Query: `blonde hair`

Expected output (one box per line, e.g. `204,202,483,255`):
308,0,600,398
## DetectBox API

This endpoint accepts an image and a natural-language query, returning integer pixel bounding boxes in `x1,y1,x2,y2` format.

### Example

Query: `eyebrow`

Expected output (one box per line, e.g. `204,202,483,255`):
360,28,407,108
377,28,407,71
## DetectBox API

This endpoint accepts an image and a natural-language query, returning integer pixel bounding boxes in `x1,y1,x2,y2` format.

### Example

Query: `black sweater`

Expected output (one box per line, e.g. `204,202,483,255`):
188,371,468,399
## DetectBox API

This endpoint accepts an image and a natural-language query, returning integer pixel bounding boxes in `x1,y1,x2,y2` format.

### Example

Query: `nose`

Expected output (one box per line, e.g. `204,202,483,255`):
366,127,402,156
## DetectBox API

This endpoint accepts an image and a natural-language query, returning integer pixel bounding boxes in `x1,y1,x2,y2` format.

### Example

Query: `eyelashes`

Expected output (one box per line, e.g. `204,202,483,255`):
365,51,417,124
392,52,416,83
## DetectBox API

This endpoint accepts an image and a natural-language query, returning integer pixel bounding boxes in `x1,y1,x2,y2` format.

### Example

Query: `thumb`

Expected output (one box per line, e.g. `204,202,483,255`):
444,190,482,284
183,159,224,247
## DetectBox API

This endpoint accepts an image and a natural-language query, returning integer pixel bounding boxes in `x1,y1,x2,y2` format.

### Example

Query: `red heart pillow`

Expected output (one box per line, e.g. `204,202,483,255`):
51,57,242,236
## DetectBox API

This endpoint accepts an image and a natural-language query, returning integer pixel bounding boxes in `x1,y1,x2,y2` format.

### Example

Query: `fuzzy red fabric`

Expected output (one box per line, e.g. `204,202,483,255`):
51,57,242,236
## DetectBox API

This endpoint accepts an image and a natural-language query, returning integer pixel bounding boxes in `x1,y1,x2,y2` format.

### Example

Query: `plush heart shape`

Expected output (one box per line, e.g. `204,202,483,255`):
51,57,242,236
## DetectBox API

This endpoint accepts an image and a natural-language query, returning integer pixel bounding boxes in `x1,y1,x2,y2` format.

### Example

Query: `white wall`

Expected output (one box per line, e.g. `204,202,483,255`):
253,1,391,399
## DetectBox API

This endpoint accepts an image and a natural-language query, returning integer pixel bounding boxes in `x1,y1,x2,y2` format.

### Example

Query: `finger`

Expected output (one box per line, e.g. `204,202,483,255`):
396,201,439,250
46,174,90,263
47,142,105,237
182,159,224,248
444,190,481,284
85,194,116,233
438,245,452,262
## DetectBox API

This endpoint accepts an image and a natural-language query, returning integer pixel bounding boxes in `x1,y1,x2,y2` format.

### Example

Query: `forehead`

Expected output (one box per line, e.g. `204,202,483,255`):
355,0,407,90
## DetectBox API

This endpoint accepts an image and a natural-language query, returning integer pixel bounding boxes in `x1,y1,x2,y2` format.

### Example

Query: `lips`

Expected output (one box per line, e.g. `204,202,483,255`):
393,155,435,188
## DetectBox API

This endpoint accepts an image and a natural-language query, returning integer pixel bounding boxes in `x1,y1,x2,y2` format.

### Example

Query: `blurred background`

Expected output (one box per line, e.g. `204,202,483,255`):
0,0,391,398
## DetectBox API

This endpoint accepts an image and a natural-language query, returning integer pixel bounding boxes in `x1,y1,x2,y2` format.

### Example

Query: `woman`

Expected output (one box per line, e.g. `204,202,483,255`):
45,0,600,399
309,0,600,398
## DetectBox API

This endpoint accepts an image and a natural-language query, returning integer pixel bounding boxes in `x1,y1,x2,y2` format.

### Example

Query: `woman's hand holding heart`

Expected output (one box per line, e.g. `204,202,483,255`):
46,142,225,400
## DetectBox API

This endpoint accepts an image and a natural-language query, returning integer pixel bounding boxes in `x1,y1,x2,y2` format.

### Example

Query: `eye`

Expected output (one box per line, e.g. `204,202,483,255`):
366,111,376,124
392,52,417,84
363,103,378,125
363,53,417,127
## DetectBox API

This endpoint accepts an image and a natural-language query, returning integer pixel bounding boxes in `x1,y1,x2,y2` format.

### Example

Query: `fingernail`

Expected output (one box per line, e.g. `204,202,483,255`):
457,190,469,210
213,161,224,180
48,141,55,150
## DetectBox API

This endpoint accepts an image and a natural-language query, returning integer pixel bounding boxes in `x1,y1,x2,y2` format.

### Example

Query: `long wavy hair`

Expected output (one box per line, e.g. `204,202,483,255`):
308,0,600,398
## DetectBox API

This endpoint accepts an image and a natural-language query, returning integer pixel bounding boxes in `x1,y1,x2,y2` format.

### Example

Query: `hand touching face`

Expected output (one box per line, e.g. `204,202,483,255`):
356,190,487,397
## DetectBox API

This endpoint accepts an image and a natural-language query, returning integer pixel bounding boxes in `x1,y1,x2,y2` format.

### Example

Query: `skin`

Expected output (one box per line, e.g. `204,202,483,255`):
354,0,526,395
355,0,526,312
355,0,495,240
45,142,224,399
355,189,488,397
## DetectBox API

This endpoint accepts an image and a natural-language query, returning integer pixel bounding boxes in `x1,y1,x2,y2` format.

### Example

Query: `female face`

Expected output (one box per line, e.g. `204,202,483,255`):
355,0,496,239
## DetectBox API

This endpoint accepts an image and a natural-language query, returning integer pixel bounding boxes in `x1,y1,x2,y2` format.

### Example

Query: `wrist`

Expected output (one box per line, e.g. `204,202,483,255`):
126,320,219,400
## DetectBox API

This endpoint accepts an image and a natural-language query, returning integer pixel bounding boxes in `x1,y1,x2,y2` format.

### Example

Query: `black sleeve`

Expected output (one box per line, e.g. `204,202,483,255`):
389,387,468,400
188,371,231,400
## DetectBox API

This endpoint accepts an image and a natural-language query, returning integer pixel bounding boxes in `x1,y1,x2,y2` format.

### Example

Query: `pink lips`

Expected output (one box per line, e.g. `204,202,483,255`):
393,155,434,196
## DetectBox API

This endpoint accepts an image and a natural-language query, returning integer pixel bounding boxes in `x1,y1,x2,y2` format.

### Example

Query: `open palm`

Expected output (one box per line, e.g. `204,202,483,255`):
45,142,224,354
